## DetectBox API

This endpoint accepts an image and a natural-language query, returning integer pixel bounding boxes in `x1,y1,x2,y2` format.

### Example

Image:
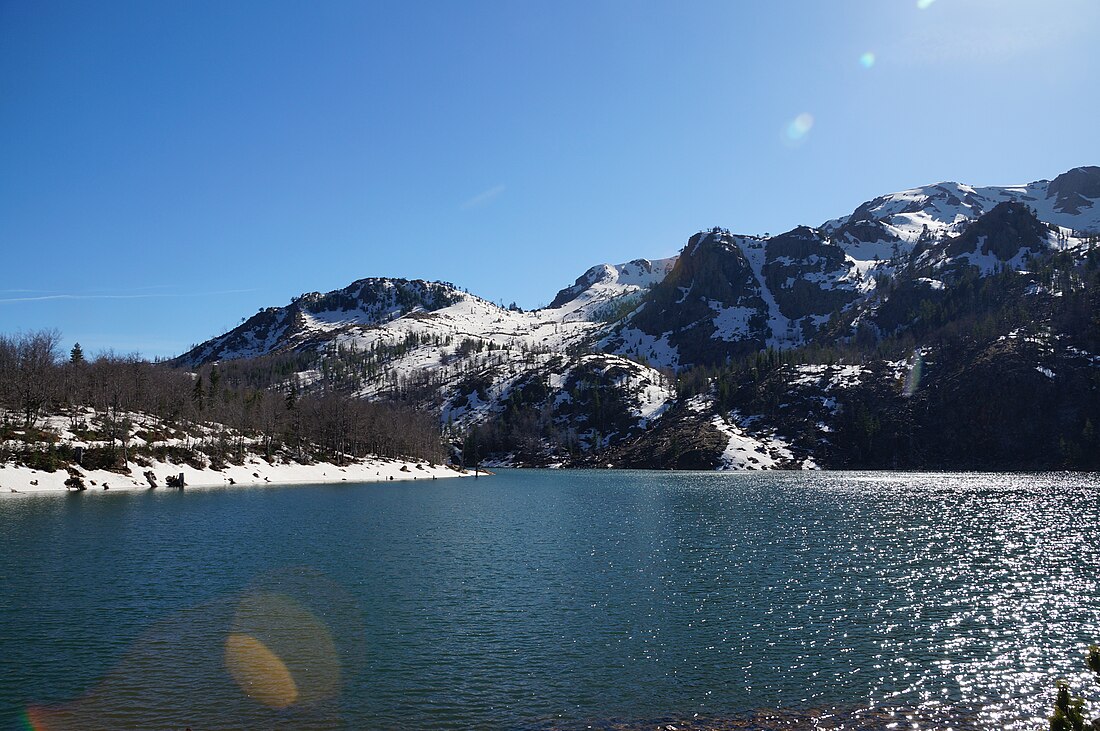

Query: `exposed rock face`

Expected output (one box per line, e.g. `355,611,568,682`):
763,226,859,321
1046,165,1100,215
608,230,770,369
173,166,1100,470
942,202,1050,261
590,401,730,470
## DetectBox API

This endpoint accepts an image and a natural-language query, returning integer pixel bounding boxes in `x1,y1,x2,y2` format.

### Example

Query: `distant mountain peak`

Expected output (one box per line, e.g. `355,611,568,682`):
941,200,1051,264
174,277,467,366
546,255,677,315
1047,165,1100,215
824,166,1100,256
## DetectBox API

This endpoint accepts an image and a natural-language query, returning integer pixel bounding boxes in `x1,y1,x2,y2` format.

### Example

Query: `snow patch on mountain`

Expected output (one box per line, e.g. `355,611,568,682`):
547,256,678,320
606,326,682,370
825,168,1100,253
709,302,759,339
682,394,811,469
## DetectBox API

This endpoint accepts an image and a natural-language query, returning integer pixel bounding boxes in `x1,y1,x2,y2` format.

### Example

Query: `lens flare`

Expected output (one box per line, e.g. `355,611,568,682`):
21,708,45,731
860,51,876,69
18,570,358,729
228,591,341,706
917,0,936,8
783,113,814,146
224,633,300,709
903,349,923,397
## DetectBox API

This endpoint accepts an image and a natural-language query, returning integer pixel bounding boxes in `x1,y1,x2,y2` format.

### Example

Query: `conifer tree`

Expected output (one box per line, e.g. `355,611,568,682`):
191,375,205,413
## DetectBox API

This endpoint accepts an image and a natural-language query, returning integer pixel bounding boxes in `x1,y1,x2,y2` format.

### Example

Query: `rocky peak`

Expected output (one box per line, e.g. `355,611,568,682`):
943,201,1049,261
1046,165,1100,215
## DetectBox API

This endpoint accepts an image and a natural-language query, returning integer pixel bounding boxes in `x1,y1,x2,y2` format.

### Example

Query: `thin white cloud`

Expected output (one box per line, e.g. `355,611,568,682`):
0,289,257,304
460,184,506,210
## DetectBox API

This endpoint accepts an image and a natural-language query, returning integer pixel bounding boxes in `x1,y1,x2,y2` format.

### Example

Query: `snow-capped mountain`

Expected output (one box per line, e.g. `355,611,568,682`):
547,256,678,320
175,263,678,460
175,165,1100,469
179,278,465,364
601,226,868,369
823,165,1100,261
600,168,1099,370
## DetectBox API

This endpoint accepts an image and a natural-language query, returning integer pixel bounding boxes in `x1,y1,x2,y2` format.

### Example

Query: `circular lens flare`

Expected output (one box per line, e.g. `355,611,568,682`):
228,591,342,706
783,113,815,146
860,51,876,69
917,0,936,8
225,633,300,709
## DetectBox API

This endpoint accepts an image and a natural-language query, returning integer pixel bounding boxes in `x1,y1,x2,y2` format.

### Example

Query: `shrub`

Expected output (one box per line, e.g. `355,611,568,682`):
1050,645,1100,731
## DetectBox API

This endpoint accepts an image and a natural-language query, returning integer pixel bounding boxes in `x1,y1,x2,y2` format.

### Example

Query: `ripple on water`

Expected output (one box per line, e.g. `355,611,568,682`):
1,471,1098,730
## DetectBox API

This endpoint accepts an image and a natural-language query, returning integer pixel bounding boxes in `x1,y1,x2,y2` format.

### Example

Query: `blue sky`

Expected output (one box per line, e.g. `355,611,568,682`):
1,0,1098,358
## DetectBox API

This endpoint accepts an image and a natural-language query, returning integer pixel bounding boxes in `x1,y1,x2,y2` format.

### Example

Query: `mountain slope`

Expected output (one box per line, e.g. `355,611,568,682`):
177,278,465,365
172,165,1100,470
547,256,678,320
824,166,1100,257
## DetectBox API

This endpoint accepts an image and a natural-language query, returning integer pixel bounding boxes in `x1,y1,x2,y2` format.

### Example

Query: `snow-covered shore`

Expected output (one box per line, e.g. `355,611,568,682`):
0,454,471,496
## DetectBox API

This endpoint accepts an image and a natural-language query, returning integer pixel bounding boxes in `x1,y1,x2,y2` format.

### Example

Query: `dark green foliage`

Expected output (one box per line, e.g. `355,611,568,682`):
1049,646,1100,731
455,353,667,464
460,429,480,468
644,234,1100,471
77,446,125,472
455,372,493,403
597,401,727,470
146,444,207,470
945,201,1048,260
20,445,64,473
0,423,60,444
191,376,205,413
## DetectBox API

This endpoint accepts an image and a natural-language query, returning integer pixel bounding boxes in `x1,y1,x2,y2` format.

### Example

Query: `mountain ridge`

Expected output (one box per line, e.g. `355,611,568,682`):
173,166,1100,470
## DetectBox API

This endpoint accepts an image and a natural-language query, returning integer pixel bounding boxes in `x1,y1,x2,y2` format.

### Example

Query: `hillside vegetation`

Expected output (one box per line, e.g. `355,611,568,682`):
0,331,444,477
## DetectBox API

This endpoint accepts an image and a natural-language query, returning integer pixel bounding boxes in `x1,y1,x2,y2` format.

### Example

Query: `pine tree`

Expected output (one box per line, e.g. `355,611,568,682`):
191,376,205,413
208,365,221,403
69,342,85,365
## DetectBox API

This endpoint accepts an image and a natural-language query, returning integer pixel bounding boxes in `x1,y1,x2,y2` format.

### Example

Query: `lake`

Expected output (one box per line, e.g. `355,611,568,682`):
1,470,1098,730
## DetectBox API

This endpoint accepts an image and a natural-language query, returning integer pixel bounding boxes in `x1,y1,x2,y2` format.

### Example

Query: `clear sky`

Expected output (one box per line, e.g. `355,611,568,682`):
2,0,1098,358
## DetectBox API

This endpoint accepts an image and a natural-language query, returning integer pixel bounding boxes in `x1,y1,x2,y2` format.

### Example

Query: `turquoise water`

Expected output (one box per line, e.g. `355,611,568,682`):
1,470,1098,730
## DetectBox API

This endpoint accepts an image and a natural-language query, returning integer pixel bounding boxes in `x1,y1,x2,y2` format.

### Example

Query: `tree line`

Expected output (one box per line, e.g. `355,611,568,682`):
0,329,444,470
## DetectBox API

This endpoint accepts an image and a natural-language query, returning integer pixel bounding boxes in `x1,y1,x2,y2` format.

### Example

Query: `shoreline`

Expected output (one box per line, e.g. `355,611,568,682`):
0,454,471,496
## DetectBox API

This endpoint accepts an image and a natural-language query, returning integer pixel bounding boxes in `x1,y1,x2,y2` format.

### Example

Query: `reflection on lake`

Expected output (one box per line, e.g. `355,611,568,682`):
2,470,1098,730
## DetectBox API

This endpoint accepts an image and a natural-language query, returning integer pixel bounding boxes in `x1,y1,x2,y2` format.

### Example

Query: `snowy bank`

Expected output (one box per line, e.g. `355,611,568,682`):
0,454,471,496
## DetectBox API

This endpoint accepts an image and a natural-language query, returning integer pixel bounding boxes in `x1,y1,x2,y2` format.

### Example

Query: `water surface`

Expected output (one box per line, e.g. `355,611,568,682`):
1,470,1098,730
